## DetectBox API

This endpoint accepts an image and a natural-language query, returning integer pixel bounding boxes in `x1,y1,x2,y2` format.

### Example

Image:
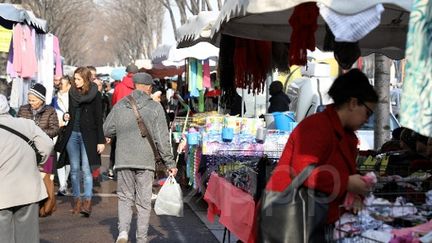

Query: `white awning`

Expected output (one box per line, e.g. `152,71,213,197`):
211,0,412,59
177,11,219,48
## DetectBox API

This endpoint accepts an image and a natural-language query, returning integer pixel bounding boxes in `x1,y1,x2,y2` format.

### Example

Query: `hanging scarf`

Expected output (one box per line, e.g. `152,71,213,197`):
69,82,98,108
234,37,272,94
288,2,319,66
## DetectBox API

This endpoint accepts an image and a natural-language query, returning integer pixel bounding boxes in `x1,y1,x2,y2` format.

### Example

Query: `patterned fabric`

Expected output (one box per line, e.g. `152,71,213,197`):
400,0,432,137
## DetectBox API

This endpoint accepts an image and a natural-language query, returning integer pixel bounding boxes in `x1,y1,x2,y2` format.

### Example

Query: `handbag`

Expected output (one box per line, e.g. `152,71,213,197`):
259,164,329,243
39,173,57,217
0,124,43,164
0,124,56,217
54,126,67,153
126,95,167,176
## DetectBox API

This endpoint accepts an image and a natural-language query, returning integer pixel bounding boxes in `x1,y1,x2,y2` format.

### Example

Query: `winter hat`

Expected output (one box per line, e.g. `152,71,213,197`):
126,63,139,74
0,94,9,114
133,72,155,85
29,83,46,102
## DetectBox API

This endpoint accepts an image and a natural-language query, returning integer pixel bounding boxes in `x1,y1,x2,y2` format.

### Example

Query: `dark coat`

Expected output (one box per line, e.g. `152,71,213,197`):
56,92,105,169
268,92,291,113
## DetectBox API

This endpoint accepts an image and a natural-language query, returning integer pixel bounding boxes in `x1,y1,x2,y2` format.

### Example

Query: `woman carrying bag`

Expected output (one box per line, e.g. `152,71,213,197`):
55,67,105,217
260,69,378,242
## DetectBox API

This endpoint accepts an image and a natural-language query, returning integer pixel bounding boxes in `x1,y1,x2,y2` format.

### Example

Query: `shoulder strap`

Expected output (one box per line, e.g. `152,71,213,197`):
126,95,162,161
0,124,33,145
279,164,316,197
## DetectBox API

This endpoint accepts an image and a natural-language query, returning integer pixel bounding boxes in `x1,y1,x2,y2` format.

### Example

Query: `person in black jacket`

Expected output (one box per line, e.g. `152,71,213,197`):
56,67,105,217
268,81,291,113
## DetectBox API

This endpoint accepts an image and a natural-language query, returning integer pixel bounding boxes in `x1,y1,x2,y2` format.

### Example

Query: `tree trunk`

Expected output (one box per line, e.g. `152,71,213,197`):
374,54,392,150
217,0,222,10
166,0,178,39
204,0,213,10
175,0,188,24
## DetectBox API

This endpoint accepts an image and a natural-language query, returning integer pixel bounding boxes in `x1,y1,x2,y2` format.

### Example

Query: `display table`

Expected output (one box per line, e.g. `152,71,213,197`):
204,172,256,243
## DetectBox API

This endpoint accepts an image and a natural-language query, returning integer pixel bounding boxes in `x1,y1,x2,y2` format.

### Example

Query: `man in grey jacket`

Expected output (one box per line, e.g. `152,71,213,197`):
103,72,177,243
0,94,53,243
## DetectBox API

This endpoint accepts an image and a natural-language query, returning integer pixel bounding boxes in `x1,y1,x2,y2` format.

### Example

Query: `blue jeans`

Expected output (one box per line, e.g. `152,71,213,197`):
66,131,93,199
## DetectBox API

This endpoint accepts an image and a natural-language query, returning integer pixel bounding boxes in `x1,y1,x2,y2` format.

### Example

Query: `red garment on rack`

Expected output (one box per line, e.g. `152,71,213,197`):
233,38,271,94
288,3,319,66
204,172,256,243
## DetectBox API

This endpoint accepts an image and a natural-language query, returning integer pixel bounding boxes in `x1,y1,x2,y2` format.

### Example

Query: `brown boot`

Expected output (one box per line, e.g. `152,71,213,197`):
72,198,81,215
80,199,92,217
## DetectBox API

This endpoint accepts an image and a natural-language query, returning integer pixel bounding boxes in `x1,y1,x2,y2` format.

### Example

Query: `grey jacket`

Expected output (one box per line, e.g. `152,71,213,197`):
103,90,175,170
0,113,53,209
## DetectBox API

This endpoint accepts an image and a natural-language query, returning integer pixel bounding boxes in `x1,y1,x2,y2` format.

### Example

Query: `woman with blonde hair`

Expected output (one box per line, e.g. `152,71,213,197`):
55,67,105,217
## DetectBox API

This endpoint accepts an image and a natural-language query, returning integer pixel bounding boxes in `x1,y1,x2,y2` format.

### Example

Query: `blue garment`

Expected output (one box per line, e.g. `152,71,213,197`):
66,131,93,199
400,0,432,137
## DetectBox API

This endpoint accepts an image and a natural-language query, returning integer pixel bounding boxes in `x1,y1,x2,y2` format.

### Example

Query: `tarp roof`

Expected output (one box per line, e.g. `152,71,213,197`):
0,3,47,33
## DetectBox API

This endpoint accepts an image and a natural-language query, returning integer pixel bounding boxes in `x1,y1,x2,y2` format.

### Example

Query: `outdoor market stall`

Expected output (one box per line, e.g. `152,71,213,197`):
0,3,63,108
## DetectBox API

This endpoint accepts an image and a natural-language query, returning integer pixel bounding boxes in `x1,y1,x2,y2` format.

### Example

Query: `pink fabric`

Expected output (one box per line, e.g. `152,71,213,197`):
53,35,63,78
389,234,420,243
204,173,256,243
42,155,55,174
392,220,432,237
203,59,211,88
12,24,37,78
344,172,377,209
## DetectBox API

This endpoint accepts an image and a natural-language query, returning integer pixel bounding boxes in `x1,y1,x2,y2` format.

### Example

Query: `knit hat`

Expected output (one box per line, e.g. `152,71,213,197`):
29,83,46,102
133,72,155,85
0,94,9,114
126,64,139,74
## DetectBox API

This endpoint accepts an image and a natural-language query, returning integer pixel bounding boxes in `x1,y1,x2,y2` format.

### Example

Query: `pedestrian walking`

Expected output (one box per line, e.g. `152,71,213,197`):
107,63,139,179
52,75,72,196
55,66,105,217
103,72,178,243
262,69,378,242
17,83,59,174
0,94,54,243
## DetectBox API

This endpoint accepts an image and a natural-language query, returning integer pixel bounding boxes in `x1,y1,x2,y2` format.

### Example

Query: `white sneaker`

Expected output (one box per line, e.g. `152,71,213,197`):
116,231,128,243
151,193,158,200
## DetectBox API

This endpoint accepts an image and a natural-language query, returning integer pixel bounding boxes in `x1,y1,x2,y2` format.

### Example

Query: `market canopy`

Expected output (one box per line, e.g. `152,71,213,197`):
152,42,219,64
211,0,412,59
176,11,220,48
0,3,47,33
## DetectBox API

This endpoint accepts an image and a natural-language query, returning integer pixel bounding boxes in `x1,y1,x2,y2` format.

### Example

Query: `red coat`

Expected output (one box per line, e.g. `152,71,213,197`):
266,105,358,223
111,73,134,106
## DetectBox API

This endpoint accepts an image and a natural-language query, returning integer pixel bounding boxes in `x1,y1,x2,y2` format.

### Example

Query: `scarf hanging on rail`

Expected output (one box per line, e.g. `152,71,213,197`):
203,59,211,88
233,37,272,94
288,2,319,66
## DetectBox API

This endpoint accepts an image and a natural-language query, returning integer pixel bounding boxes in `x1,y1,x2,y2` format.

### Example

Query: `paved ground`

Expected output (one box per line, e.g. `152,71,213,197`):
40,145,219,243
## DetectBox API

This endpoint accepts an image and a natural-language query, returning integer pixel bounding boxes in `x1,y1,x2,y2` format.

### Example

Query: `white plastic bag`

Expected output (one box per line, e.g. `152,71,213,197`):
154,175,184,217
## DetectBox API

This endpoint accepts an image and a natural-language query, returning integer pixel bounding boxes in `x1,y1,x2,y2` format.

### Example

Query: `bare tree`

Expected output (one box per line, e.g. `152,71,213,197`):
20,0,95,66
160,0,219,41
374,54,392,149
101,0,164,64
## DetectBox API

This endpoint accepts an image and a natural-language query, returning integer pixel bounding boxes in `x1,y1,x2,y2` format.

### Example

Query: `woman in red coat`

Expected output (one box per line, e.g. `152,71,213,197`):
265,69,378,241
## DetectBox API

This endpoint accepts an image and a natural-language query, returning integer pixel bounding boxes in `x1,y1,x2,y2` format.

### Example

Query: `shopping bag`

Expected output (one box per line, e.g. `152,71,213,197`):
258,164,328,243
154,175,184,217
39,173,57,217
